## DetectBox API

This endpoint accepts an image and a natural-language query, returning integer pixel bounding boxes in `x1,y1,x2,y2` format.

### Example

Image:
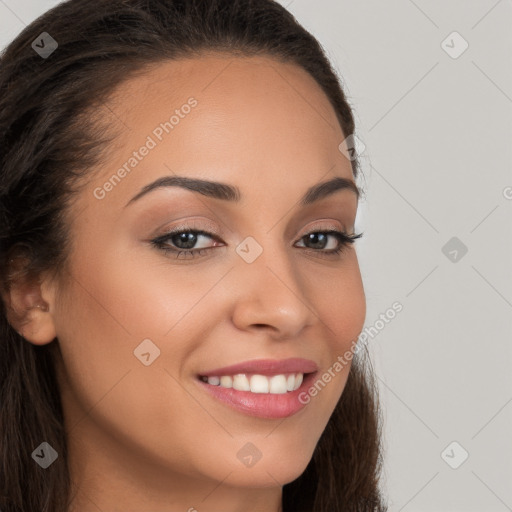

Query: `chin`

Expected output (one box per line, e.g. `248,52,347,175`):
214,447,314,489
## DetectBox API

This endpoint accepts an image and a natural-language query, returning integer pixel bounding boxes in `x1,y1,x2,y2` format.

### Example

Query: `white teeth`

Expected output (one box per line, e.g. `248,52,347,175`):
250,374,269,393
232,374,251,391
220,375,233,388
204,373,305,394
269,375,288,394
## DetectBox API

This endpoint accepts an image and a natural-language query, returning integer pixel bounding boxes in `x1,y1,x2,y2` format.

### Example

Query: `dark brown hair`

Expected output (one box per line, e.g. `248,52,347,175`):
0,0,387,510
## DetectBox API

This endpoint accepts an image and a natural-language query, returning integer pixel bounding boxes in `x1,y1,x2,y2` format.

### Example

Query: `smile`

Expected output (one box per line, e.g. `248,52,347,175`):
196,358,317,419
200,372,304,394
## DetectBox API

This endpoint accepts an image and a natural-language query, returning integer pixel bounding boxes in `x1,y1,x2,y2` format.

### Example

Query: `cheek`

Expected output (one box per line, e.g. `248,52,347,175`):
52,249,210,420
301,255,365,413
59,238,223,346
310,253,367,350
53,257,222,474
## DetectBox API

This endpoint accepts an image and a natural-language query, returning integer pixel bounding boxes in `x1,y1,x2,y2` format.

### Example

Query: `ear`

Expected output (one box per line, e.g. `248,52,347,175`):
1,256,57,346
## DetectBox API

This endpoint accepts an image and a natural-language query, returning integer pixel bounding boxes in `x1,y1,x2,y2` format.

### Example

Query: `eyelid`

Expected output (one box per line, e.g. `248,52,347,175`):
297,219,349,238
153,217,222,239
153,218,351,241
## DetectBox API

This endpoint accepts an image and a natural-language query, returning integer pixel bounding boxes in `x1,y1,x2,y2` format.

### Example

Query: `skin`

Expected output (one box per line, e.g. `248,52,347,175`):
6,54,366,512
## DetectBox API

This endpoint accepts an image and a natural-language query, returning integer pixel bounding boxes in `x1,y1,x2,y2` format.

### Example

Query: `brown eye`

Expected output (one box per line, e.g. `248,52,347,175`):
151,229,223,259
295,230,363,257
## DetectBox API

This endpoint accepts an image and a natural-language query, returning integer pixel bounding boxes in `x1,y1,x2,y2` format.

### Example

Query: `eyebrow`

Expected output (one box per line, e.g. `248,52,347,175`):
124,174,360,208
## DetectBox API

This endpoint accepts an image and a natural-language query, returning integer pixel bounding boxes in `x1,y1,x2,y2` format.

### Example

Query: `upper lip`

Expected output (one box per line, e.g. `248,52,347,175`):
198,357,319,377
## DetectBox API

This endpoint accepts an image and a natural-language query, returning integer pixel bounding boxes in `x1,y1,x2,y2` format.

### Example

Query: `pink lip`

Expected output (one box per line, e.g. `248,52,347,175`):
196,372,317,419
198,357,319,377
196,358,318,419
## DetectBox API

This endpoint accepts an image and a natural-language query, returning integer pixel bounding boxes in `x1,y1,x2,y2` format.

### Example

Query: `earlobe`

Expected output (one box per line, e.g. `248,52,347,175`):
1,266,57,346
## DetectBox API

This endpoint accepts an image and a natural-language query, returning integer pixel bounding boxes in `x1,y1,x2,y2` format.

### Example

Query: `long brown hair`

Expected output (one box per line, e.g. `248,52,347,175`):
0,1,387,510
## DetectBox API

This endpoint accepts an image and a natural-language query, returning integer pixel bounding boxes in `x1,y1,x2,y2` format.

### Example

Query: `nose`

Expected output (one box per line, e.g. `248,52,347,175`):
230,244,316,340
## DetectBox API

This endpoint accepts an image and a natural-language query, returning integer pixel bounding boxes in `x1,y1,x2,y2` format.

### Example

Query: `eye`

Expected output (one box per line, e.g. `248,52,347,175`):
150,228,363,260
295,230,363,257
150,228,223,259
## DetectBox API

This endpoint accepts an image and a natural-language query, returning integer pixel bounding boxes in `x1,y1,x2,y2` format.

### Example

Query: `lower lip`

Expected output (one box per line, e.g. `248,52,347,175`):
196,373,316,419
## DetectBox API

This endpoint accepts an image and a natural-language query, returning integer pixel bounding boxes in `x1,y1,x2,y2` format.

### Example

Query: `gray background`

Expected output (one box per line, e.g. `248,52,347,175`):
1,0,511,510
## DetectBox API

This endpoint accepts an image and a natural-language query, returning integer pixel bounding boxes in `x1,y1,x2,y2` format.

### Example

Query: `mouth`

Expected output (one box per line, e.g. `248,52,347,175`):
195,358,318,419
199,372,305,394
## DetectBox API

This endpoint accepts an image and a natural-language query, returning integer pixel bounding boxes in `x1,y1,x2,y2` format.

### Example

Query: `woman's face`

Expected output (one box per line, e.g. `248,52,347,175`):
46,54,366,504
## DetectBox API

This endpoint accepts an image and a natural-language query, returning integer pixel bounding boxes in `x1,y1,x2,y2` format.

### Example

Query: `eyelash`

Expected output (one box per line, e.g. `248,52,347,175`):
150,227,363,260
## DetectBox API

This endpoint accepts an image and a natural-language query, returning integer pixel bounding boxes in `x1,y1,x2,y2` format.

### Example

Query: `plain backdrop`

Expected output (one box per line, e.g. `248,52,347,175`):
1,1,511,510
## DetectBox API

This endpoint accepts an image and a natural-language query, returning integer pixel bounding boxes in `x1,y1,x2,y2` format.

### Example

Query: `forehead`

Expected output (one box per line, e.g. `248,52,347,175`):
82,54,353,213
109,53,340,129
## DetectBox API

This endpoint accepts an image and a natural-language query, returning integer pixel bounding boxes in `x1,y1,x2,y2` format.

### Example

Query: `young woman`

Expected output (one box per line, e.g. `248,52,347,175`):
0,0,387,510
